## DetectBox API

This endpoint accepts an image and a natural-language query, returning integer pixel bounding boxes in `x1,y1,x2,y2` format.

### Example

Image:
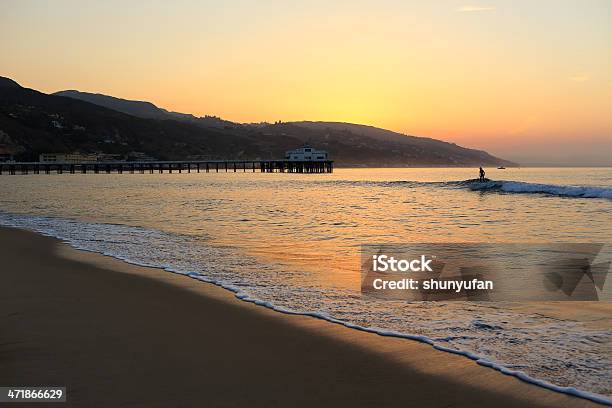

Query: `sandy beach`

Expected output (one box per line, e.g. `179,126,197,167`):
0,226,604,407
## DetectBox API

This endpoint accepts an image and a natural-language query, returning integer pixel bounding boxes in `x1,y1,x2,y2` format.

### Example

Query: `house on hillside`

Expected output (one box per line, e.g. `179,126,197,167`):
285,145,329,161
0,154,15,163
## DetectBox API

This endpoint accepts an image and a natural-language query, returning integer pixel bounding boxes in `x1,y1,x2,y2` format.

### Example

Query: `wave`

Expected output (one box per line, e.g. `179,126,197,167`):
319,179,612,200
0,212,610,405
460,180,612,199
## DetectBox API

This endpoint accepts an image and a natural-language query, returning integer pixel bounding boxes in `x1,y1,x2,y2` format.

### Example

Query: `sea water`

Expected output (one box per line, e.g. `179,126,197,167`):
0,167,610,403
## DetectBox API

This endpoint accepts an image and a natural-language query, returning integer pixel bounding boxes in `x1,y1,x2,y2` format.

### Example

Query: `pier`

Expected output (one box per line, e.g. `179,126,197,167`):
0,160,333,175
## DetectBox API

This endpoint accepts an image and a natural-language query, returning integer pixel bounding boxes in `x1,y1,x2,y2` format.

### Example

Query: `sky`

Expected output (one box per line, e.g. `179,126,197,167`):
1,0,611,165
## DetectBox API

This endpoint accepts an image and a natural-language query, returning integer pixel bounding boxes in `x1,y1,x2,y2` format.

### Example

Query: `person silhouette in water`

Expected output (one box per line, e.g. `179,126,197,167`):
479,167,486,182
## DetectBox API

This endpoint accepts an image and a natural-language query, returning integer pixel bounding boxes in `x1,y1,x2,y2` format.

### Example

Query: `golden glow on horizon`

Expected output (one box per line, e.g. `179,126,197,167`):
1,0,611,163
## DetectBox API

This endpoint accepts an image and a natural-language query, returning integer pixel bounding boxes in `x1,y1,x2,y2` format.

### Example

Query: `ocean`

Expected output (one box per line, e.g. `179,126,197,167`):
1,167,610,403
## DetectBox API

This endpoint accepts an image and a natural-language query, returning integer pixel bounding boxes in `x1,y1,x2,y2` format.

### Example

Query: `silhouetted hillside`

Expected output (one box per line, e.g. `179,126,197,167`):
0,77,515,166
0,77,21,88
54,90,168,119
54,90,235,128
291,121,509,166
0,79,262,161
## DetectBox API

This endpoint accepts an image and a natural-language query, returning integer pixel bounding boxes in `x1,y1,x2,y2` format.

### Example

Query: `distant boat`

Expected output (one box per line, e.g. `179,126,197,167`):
497,166,506,169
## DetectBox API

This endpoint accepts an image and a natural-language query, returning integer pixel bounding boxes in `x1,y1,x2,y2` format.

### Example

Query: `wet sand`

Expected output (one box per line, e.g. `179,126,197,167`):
0,226,604,407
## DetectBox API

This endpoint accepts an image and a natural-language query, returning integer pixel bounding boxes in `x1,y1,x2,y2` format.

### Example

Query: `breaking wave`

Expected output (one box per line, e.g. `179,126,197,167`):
460,180,612,199
320,179,612,200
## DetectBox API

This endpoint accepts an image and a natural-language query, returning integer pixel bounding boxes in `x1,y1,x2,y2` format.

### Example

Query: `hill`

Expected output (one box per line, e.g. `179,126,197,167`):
1,77,514,166
287,121,509,166
0,77,21,88
53,90,235,128
53,90,168,120
0,79,260,161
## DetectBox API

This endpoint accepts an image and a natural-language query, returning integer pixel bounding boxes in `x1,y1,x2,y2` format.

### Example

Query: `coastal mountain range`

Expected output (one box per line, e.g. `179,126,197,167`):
0,76,515,166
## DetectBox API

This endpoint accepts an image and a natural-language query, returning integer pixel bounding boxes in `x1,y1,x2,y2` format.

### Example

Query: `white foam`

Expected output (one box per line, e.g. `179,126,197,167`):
468,180,612,199
0,212,610,405
324,178,612,200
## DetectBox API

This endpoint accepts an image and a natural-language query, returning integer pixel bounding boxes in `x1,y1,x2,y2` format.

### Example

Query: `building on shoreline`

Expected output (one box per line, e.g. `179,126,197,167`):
126,151,157,162
38,152,157,163
0,153,15,163
39,152,99,163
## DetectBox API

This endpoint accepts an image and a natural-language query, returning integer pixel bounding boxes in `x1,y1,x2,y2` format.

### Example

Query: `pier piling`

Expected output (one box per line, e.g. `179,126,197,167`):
0,160,333,176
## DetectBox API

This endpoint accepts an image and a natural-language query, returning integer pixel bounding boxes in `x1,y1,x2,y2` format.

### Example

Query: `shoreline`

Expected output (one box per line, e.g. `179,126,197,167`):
0,226,607,407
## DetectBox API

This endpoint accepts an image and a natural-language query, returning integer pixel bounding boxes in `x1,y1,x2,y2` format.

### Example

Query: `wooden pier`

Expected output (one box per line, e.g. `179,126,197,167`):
0,160,333,175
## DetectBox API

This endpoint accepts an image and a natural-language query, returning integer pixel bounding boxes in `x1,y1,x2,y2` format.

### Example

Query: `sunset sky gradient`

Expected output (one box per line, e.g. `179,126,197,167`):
1,0,610,165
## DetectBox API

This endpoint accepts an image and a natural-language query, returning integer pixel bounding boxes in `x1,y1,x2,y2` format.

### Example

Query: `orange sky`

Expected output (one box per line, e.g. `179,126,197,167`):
1,0,611,165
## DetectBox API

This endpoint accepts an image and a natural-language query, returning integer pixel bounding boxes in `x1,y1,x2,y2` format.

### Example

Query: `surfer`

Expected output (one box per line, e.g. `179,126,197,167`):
479,167,486,182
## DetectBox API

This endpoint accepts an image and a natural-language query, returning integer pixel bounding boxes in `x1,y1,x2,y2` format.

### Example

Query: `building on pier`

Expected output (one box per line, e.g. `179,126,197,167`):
285,145,329,161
